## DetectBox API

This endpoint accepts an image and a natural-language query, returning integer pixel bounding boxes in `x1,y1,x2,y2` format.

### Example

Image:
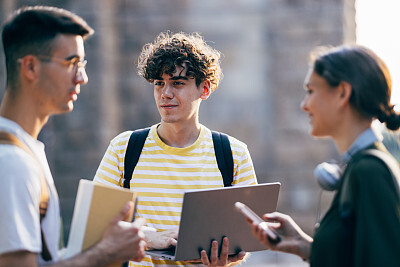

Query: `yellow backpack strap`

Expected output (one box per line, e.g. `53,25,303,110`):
0,131,52,261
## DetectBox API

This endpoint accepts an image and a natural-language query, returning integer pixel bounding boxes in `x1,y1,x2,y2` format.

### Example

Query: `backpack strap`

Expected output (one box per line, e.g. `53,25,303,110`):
123,128,234,189
361,149,400,196
123,128,150,189
0,131,52,261
340,148,400,215
212,131,234,187
337,148,400,266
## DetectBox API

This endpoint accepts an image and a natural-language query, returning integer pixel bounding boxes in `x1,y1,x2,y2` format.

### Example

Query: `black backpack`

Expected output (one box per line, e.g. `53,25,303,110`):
123,128,234,189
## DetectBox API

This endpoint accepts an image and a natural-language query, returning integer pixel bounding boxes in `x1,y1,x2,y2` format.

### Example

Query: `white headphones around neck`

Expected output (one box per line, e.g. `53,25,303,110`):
314,161,344,191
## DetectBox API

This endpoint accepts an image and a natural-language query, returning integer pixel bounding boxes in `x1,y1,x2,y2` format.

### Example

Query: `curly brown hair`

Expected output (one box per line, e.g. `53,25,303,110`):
137,32,223,92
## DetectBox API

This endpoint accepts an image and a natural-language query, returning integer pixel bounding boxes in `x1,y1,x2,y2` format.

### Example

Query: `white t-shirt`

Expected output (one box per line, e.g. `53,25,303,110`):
0,117,60,264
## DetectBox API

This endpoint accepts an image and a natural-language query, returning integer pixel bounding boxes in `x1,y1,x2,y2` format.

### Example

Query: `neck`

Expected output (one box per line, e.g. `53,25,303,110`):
0,90,48,139
333,118,371,154
157,121,201,148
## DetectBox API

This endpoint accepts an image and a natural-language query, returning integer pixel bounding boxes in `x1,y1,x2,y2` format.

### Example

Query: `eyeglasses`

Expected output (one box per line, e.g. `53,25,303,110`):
36,55,87,72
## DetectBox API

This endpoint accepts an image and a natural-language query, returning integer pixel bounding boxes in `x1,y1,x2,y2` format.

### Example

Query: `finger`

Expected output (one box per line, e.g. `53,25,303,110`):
132,217,146,228
140,239,147,250
170,228,179,239
251,223,261,236
245,217,253,225
267,222,281,230
237,251,247,260
134,229,145,242
219,237,229,262
253,224,267,243
112,201,133,224
131,240,147,262
200,250,210,265
169,238,177,247
263,212,286,223
259,227,273,247
210,240,219,263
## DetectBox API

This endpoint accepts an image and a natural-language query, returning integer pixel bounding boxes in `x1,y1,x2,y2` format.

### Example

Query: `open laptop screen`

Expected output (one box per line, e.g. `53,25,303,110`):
146,182,281,261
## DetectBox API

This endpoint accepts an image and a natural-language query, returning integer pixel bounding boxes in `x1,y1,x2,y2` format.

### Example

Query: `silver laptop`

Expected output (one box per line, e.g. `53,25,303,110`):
146,182,281,261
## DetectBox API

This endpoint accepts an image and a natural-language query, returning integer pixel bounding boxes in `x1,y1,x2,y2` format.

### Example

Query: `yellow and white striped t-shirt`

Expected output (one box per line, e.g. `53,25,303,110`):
93,124,257,267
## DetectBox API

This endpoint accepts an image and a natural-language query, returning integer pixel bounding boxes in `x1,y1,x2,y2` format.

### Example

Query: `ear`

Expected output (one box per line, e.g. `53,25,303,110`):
337,81,352,107
19,55,40,82
200,80,211,100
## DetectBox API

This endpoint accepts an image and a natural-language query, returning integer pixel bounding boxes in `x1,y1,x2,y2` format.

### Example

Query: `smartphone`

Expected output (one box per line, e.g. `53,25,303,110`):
234,202,280,243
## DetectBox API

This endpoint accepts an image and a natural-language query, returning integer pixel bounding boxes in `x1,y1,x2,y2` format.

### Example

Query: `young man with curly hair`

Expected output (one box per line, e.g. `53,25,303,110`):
0,6,146,266
93,32,257,267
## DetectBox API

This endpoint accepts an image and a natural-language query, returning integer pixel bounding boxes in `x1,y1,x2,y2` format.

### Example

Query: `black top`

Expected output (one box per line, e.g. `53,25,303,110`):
310,143,400,267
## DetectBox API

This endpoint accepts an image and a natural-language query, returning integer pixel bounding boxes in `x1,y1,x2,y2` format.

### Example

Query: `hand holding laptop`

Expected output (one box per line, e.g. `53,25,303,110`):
185,237,247,265
145,183,281,261
199,237,247,266
143,227,178,249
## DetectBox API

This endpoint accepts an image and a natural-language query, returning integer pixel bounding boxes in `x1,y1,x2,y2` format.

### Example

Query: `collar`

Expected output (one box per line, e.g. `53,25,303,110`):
341,127,383,163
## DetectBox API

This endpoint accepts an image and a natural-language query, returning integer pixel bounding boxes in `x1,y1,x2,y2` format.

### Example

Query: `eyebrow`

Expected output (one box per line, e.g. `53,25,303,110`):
65,55,83,61
170,76,189,80
155,76,189,81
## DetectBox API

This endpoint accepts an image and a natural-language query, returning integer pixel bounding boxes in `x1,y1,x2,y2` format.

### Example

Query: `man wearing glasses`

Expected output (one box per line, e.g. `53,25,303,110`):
0,6,146,266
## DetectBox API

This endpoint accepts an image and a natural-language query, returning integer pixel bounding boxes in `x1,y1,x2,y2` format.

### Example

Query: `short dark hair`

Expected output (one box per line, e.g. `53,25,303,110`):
137,32,222,92
2,5,94,88
310,45,400,130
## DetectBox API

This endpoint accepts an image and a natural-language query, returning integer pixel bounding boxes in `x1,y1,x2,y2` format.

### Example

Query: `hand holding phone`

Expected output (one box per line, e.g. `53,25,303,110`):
234,202,281,243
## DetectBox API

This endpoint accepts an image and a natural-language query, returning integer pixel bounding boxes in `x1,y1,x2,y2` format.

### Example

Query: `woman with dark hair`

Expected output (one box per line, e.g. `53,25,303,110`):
247,45,400,266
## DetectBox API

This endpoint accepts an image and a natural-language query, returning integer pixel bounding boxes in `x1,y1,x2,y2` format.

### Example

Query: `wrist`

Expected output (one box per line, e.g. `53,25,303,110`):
65,239,115,266
296,235,313,262
92,239,115,265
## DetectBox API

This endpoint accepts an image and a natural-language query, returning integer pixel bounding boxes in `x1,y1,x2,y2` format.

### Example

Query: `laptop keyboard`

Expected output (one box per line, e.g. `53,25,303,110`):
161,247,176,256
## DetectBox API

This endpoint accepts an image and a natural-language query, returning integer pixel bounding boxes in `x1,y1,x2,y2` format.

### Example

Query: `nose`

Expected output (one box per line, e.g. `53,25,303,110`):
161,84,173,99
300,95,308,112
74,67,88,85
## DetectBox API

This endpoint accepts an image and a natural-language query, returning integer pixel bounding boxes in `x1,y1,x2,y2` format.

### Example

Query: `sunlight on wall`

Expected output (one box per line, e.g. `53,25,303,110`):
356,0,400,105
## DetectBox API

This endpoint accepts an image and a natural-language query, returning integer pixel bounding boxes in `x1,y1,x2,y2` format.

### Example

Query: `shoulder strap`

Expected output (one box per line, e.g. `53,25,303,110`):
212,131,234,187
123,129,234,189
337,148,400,266
340,148,400,216
362,149,400,197
123,128,151,189
0,131,52,261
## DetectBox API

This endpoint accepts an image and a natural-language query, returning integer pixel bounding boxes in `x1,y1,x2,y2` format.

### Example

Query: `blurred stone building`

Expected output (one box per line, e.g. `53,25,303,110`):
0,0,355,265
